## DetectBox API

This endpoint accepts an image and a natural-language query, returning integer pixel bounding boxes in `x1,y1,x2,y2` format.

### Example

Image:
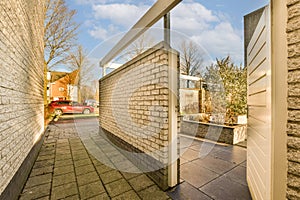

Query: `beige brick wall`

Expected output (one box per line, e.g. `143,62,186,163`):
287,0,300,199
0,0,44,194
99,42,178,165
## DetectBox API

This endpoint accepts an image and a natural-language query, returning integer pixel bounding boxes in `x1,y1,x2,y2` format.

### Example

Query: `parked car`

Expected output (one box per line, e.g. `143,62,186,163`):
84,99,99,107
48,100,94,115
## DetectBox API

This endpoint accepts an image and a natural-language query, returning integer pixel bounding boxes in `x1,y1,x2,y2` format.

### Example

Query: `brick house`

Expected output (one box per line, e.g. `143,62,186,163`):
49,70,79,102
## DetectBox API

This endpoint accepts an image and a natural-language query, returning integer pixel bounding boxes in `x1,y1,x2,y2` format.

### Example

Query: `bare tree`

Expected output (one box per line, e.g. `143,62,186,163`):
44,0,79,69
118,33,155,62
69,45,94,103
44,0,79,106
179,40,204,88
129,33,155,57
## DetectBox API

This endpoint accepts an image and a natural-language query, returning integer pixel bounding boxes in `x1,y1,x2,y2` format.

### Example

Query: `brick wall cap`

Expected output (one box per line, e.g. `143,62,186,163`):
99,41,179,82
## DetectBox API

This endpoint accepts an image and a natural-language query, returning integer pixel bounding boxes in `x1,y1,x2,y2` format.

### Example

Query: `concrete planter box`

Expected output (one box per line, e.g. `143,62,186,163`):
180,120,247,145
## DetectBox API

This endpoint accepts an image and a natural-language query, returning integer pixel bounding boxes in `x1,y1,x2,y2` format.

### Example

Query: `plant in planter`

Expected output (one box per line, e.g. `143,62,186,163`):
204,56,247,125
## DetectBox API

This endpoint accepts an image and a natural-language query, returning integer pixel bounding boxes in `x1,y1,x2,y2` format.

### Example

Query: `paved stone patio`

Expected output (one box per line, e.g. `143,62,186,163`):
19,117,251,200
168,135,251,200
19,119,170,200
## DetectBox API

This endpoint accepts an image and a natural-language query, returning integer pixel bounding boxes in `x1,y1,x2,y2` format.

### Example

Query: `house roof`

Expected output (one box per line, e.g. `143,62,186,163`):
50,70,79,85
50,71,68,83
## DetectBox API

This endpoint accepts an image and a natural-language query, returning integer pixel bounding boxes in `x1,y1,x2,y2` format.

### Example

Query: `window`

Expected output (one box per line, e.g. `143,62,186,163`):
57,101,69,105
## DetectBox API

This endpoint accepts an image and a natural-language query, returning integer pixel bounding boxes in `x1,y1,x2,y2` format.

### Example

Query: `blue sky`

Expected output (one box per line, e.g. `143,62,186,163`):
63,0,269,72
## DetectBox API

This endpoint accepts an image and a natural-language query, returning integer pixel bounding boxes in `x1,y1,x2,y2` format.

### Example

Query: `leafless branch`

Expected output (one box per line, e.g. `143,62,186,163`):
179,40,204,77
44,0,79,69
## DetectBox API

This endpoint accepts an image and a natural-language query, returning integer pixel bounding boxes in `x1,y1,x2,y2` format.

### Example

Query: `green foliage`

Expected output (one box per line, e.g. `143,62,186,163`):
204,56,247,124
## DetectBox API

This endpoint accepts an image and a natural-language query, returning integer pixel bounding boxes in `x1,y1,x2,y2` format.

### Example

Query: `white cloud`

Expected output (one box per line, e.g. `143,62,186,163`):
75,0,106,5
86,1,244,63
191,22,243,63
88,26,108,40
92,4,149,28
75,0,147,5
172,3,219,30
170,2,243,63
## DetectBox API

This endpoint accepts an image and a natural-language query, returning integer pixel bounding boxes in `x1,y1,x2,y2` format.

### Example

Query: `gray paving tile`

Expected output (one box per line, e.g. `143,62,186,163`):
33,159,55,169
20,183,51,200
110,155,129,164
167,182,212,200
105,179,132,197
87,193,110,200
55,149,71,155
223,166,248,186
138,185,169,200
94,156,114,167
179,157,189,165
55,153,72,161
56,145,71,151
57,139,69,145
121,172,141,180
71,146,88,153
241,160,247,168
222,145,247,154
200,175,252,200
191,155,236,174
72,152,90,161
36,196,50,200
40,144,56,151
51,182,78,200
105,149,122,158
79,181,106,199
100,170,123,184
64,195,80,200
24,174,52,189
129,174,155,192
30,166,53,177
54,165,74,176
189,142,228,156
113,160,139,172
55,159,73,167
90,157,104,166
69,138,82,143
52,172,76,187
189,144,223,155
77,171,100,186
179,137,196,149
212,148,246,165
74,158,92,167
181,149,200,162
181,162,219,188
70,142,85,148
95,164,114,174
56,146,71,152
75,164,95,175
112,190,141,200
36,154,55,161
38,149,55,156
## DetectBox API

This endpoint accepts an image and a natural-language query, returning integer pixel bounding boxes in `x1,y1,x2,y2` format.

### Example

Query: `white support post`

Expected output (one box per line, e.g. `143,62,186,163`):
164,12,170,46
168,49,179,187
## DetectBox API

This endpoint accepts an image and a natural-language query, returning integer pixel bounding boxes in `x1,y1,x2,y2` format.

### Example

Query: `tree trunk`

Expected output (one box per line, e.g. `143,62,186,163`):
44,63,48,125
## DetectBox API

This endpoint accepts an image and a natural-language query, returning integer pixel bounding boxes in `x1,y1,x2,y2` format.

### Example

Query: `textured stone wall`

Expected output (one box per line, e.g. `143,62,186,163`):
287,0,300,199
180,120,247,145
99,42,179,189
0,0,44,195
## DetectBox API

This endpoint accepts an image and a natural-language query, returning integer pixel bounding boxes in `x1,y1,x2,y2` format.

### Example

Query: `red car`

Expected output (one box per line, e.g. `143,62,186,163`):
49,100,94,115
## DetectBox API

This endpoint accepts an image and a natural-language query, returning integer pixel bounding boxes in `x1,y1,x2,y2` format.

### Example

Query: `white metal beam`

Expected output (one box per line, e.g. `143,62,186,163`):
100,0,182,67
